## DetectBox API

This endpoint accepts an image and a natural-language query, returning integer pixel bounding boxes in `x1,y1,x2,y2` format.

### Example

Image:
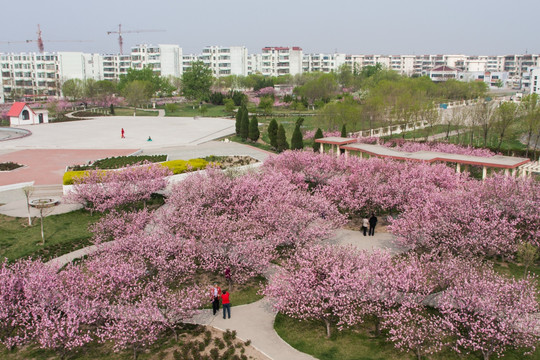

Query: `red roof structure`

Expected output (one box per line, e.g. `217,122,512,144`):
6,102,35,117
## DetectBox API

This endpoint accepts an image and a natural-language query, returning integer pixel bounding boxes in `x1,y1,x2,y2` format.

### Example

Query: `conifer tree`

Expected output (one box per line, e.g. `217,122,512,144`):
313,128,324,152
235,106,243,135
240,106,249,140
291,123,304,150
249,115,260,142
341,124,347,137
268,119,278,148
276,124,289,152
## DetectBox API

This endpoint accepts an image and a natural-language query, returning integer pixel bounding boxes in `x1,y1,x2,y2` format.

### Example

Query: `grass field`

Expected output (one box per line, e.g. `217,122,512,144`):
113,107,159,117
0,209,100,262
164,104,230,117
274,312,540,360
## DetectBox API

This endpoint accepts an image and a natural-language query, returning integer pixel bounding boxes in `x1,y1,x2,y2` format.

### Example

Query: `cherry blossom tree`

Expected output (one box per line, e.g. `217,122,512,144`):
438,266,540,360
264,245,370,337
65,162,171,215
160,169,345,283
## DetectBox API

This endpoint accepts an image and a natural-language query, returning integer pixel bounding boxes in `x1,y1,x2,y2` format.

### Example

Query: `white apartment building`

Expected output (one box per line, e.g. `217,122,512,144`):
102,54,132,80
261,47,303,77
247,53,261,75
303,53,347,73
530,68,540,95
131,44,182,77
200,46,248,77
0,52,102,102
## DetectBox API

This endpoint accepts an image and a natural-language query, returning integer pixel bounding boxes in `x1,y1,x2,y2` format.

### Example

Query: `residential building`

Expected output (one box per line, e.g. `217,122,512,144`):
530,68,540,95
428,66,462,82
200,46,248,77
131,44,182,77
261,47,303,76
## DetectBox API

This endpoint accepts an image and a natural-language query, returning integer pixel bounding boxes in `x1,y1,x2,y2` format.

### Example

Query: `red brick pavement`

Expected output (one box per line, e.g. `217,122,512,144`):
0,149,137,186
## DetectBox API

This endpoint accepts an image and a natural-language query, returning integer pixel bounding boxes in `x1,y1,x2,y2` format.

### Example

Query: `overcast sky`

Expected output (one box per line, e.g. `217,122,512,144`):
1,0,538,55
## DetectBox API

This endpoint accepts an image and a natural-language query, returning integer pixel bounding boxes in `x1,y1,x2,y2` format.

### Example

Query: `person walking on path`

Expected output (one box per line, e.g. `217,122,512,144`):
362,216,369,236
210,284,221,316
121,128,125,138
368,213,378,236
221,289,231,319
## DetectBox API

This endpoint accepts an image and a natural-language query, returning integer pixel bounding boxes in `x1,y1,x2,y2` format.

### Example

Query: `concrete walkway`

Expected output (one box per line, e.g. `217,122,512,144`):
191,299,315,360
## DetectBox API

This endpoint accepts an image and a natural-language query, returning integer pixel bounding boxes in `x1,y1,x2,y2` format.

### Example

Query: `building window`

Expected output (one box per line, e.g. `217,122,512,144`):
22,110,30,120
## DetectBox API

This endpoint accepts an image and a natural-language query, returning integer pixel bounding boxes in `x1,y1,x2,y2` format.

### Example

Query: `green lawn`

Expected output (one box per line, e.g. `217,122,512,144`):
274,313,540,360
0,210,100,262
383,125,462,140
164,104,230,117
113,107,159,117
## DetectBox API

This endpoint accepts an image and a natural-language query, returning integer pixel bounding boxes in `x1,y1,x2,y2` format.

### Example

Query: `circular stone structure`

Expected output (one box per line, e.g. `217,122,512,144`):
0,128,31,141
29,198,59,209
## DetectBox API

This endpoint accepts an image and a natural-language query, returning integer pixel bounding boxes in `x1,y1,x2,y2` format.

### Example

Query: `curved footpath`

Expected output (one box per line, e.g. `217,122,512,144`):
45,228,398,360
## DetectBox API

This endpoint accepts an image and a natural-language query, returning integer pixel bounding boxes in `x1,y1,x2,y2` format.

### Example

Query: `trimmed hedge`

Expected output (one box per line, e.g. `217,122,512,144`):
162,159,209,174
70,155,167,171
63,170,91,185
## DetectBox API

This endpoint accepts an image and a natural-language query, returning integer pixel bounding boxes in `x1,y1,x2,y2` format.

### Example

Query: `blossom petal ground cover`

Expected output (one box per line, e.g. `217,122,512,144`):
1,149,539,360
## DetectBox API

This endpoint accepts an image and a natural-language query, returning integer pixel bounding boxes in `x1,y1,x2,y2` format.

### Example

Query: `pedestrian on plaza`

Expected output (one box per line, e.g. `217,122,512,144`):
221,289,231,319
362,216,369,236
368,213,378,236
210,284,221,316
121,128,125,138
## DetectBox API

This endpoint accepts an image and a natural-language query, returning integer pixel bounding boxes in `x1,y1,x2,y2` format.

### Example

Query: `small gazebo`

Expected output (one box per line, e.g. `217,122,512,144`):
7,102,49,126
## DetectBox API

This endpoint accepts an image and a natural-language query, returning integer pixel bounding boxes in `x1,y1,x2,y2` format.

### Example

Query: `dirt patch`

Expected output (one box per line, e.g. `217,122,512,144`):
206,156,259,168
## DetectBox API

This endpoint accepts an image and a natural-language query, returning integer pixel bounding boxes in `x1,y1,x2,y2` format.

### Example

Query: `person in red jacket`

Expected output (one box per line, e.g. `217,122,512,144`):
221,289,231,319
210,284,221,316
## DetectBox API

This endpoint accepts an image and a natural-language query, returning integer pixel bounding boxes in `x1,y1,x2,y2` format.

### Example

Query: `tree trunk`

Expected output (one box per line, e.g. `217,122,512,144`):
374,318,381,336
324,319,331,338
40,209,45,245
525,130,532,158
416,347,422,360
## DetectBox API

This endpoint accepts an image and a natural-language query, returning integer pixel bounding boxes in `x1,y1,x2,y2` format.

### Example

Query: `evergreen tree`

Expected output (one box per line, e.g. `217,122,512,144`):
235,106,243,135
249,115,260,142
240,106,250,140
291,124,304,150
268,119,278,148
313,128,324,152
276,124,289,152
341,124,347,137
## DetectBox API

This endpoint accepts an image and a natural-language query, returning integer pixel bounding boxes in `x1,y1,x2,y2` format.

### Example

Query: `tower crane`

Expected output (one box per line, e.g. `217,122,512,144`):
0,24,91,53
107,24,165,55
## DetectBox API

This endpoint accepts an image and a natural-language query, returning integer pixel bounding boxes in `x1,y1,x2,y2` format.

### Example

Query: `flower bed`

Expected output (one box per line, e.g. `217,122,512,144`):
0,162,23,171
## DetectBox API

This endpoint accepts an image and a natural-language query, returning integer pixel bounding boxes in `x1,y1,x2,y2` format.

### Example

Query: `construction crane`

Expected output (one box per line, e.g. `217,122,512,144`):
0,24,91,53
107,24,165,55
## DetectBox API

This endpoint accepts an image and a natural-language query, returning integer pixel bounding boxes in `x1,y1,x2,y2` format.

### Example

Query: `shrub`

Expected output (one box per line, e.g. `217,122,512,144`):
70,155,167,171
162,159,209,175
63,170,92,185
165,103,179,114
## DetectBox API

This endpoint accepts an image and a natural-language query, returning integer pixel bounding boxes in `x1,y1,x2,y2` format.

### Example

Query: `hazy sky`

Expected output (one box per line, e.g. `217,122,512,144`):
1,0,539,55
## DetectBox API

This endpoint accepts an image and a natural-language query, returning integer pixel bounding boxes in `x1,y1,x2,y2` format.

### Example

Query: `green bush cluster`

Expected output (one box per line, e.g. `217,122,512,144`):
63,170,92,185
161,158,209,174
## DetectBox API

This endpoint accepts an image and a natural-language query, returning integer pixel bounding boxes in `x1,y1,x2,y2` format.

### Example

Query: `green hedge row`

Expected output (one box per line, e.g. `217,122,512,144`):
70,155,167,171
